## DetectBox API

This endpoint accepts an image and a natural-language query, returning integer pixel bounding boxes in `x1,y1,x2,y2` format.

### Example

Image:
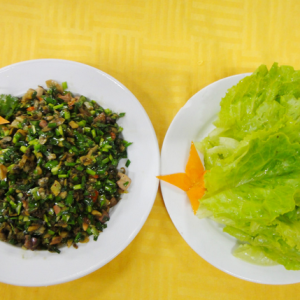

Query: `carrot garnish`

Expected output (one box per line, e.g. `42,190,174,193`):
89,174,99,179
157,173,192,191
185,142,205,184
0,116,10,125
157,142,206,214
90,190,99,202
27,106,35,111
186,177,206,214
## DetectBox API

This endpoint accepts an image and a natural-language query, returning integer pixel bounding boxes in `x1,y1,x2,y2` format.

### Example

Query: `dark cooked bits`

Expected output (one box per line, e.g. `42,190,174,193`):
0,81,131,253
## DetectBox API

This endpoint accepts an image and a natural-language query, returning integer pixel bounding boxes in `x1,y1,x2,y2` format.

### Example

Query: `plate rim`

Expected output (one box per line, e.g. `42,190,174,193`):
159,73,300,285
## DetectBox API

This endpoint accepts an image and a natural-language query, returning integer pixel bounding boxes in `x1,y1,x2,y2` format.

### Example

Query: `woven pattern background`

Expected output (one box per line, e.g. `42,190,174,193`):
1,0,300,299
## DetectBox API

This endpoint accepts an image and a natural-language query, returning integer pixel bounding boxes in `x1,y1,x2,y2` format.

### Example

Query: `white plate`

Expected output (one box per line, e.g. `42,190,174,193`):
0,59,160,286
160,74,300,285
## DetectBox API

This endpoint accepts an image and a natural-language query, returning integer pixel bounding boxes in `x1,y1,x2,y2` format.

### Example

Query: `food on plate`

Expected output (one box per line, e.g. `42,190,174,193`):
198,63,300,269
160,63,300,270
157,142,206,214
0,80,131,253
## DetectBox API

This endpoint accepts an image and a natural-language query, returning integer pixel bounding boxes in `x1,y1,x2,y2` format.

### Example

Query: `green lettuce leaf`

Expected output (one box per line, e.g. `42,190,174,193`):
233,244,277,266
199,63,300,169
197,63,300,269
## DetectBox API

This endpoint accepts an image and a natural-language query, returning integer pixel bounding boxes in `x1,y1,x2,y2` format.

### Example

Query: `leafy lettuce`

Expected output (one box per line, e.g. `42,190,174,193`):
197,63,300,269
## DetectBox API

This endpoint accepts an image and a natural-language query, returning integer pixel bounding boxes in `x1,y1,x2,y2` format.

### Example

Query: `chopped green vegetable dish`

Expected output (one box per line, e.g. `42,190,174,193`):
0,80,131,253
197,63,300,269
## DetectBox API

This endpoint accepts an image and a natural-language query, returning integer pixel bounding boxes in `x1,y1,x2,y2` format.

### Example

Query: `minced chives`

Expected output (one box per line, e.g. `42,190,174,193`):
73,184,82,190
104,185,113,192
78,120,86,127
48,122,57,128
28,139,39,145
66,193,74,205
125,159,131,167
106,179,116,186
16,202,22,215
44,214,50,224
20,146,27,153
102,158,109,164
7,164,15,172
62,82,68,91
53,104,64,110
102,144,112,151
34,144,41,152
111,159,118,166
12,132,22,144
64,110,70,119
58,125,64,136
76,165,84,171
65,162,76,167
58,174,68,178
55,128,61,136
81,176,86,187
32,125,36,134
9,201,17,209
51,165,60,173
86,168,96,176
74,232,83,243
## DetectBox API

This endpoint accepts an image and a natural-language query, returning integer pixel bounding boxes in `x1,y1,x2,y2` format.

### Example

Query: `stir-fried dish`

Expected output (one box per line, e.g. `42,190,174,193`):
0,80,131,253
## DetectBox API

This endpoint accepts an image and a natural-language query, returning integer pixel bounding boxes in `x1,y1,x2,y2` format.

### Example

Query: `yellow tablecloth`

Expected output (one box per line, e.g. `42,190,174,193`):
1,0,300,299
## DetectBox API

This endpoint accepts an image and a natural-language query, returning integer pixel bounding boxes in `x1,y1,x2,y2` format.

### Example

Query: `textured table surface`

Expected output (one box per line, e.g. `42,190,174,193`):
0,0,300,299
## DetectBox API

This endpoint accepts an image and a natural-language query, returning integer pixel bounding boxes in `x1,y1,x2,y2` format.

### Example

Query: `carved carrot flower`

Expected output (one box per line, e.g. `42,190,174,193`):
0,116,9,124
157,142,206,214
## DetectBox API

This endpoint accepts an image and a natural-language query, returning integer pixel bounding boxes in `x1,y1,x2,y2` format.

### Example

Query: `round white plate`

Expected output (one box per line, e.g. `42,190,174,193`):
160,74,300,285
0,59,160,286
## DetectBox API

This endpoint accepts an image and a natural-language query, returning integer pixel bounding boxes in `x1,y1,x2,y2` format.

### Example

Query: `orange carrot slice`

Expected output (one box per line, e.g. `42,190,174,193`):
158,142,207,214
185,142,205,184
0,116,9,125
186,179,206,214
157,173,193,191
89,174,99,179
